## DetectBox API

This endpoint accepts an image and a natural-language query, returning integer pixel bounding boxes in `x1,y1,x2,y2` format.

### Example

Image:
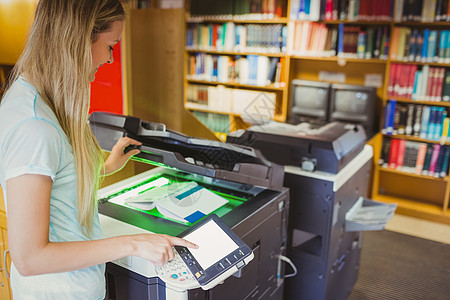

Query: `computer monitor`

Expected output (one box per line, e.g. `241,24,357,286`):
329,83,376,138
288,79,331,125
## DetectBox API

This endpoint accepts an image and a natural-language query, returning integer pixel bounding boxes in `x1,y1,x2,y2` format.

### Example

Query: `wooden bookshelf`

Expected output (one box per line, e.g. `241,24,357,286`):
181,0,450,224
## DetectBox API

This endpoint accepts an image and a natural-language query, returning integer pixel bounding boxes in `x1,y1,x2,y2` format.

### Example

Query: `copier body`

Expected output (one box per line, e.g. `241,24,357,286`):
227,122,373,300
89,112,290,300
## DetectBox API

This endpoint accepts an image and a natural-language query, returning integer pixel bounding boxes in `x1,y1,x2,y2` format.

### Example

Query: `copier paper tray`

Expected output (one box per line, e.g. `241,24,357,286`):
89,112,283,191
345,197,397,232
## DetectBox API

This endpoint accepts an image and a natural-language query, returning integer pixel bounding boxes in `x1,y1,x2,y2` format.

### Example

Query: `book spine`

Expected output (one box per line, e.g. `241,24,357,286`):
440,146,450,177
440,117,450,144
405,104,415,135
422,143,434,175
428,144,441,176
387,100,397,134
420,106,431,138
382,100,393,134
427,106,438,140
413,105,423,136
434,143,446,177
388,138,400,168
396,139,407,169
415,142,428,174
380,137,392,167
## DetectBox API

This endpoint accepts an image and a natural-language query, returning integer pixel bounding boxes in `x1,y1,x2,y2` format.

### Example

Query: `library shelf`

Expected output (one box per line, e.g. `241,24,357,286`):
290,56,388,64
377,165,449,181
387,97,450,106
186,79,286,91
186,17,289,24
382,133,450,145
393,21,450,27
373,194,450,225
185,49,286,57
185,106,241,117
322,20,392,26
389,60,450,67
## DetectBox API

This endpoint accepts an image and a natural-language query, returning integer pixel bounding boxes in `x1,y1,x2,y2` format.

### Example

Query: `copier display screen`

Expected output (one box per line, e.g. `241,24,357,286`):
183,219,239,269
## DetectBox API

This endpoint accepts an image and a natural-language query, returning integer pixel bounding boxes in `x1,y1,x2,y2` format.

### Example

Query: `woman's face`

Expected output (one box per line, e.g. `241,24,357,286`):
90,20,125,82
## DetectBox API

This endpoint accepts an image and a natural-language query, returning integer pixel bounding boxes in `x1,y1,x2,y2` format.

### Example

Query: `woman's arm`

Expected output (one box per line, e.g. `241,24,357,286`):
102,137,142,176
6,174,197,276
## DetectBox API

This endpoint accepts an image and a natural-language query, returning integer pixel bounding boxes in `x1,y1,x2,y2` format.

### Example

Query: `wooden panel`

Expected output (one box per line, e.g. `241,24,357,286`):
126,8,216,140
0,0,37,65
378,172,447,206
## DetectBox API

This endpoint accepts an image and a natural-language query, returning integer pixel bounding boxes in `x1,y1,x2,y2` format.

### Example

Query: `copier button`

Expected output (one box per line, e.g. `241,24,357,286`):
170,274,178,280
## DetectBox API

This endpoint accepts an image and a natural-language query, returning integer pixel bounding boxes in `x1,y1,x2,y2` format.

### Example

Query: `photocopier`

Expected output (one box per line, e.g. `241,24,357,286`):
89,112,291,300
227,121,396,300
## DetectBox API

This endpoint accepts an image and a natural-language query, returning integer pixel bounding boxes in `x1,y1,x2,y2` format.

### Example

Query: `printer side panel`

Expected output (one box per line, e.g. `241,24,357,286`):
283,158,371,300
325,158,371,300
188,188,290,300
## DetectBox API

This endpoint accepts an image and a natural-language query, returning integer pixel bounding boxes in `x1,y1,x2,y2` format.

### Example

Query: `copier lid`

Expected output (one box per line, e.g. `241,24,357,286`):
89,112,283,191
227,121,367,174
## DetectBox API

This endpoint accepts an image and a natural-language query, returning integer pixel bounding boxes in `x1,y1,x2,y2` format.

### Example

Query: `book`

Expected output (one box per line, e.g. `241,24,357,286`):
126,181,229,223
440,117,450,144
382,100,393,134
387,64,398,96
388,138,400,168
365,28,375,59
434,143,446,177
387,100,397,134
421,29,430,62
426,30,438,62
439,146,450,177
442,70,450,101
428,144,441,176
357,31,367,58
402,141,420,173
405,104,415,135
380,137,391,167
421,143,434,175
413,105,423,136
420,106,431,139
415,142,428,174
396,139,407,169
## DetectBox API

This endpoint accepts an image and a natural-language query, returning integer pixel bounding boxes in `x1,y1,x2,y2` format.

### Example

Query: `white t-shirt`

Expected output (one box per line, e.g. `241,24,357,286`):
0,78,105,300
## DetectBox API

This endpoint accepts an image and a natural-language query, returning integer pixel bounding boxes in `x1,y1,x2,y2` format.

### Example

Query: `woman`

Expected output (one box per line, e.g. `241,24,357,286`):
0,0,196,299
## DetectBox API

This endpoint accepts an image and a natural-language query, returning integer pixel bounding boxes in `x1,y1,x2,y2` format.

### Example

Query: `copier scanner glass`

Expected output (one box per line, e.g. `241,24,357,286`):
99,173,248,228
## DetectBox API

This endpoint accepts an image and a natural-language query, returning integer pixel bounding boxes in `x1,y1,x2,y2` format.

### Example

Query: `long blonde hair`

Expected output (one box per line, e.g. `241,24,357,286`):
8,0,125,237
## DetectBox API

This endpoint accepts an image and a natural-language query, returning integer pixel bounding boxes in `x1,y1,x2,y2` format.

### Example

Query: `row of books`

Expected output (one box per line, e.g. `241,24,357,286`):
338,25,390,59
189,0,286,20
289,0,393,21
186,53,286,87
186,84,277,116
186,23,288,54
387,64,450,101
390,28,450,63
382,100,450,143
393,0,450,22
191,111,232,134
379,137,450,178
286,21,337,56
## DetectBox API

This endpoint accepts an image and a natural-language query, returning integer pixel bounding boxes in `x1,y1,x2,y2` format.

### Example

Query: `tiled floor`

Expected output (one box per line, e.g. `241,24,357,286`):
385,213,450,244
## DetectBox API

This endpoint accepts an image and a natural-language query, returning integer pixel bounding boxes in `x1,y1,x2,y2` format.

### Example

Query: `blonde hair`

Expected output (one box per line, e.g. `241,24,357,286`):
8,0,125,237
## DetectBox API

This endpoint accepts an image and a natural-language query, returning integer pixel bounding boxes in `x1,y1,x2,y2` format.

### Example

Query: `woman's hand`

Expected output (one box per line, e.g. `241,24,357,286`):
103,137,142,176
130,234,199,266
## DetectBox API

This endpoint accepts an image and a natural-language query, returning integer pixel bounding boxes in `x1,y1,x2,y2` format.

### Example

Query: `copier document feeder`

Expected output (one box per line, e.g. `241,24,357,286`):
89,112,291,300
227,121,396,300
